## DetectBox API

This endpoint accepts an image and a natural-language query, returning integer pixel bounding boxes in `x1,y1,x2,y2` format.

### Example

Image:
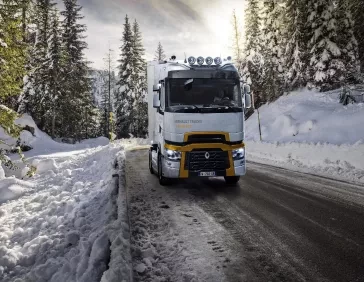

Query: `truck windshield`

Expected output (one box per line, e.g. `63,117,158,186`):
166,78,243,110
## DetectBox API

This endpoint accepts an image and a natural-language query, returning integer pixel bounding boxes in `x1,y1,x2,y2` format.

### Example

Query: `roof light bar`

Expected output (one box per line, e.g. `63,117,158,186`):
197,56,204,65
188,56,196,65
205,57,213,65
186,56,223,65
214,57,222,65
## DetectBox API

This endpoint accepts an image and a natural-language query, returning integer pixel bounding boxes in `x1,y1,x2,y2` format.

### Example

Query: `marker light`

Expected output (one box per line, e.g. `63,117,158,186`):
205,57,213,65
188,56,196,65
214,57,222,65
197,56,204,65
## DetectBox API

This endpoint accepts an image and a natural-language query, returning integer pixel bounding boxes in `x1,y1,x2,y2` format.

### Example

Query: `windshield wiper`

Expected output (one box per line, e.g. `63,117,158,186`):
203,104,239,112
169,105,201,112
222,105,235,111
189,105,201,112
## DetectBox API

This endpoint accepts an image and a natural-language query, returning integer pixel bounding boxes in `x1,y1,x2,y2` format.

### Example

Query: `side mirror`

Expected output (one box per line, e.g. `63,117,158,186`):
153,94,160,108
244,84,251,95
245,94,252,109
153,84,161,92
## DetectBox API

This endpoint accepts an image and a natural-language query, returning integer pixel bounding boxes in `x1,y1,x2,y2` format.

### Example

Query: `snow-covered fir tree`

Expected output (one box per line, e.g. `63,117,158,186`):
47,9,62,137
18,0,36,114
261,0,286,102
19,0,56,130
351,0,364,72
60,0,95,140
99,72,109,137
154,41,166,61
0,0,27,104
285,0,309,90
241,0,264,107
131,19,147,138
307,0,354,90
337,0,360,83
115,14,133,138
0,1,28,165
99,48,116,138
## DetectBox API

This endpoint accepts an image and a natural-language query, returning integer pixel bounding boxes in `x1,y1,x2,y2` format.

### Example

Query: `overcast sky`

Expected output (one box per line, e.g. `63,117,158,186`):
59,0,246,69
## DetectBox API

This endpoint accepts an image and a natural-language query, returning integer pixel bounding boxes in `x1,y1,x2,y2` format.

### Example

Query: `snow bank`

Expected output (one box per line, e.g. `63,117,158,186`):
1,114,110,159
245,89,364,183
1,114,110,179
0,143,129,282
101,150,133,282
246,89,364,145
246,139,364,183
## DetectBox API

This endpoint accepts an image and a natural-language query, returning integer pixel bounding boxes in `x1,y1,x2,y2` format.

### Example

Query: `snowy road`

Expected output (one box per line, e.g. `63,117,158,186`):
126,149,364,282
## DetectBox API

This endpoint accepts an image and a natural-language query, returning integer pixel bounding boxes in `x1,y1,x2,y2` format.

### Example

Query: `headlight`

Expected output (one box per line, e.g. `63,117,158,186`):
232,148,245,160
166,149,181,161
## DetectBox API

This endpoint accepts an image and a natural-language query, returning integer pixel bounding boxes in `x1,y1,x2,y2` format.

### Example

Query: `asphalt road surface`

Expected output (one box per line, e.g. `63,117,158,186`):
126,149,364,282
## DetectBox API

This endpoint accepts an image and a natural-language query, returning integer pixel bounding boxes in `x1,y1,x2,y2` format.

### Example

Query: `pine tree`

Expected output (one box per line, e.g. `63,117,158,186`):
47,9,62,137
0,1,28,169
99,48,116,138
18,0,56,130
285,0,310,90
337,0,360,83
18,0,36,115
154,41,166,61
131,19,147,138
351,0,364,72
0,0,27,103
115,14,133,139
60,0,94,140
231,9,243,71
241,0,264,107
261,0,285,102
99,72,109,137
307,0,346,90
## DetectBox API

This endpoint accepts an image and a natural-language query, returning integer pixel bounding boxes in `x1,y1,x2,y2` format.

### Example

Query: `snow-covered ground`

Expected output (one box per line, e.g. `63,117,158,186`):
0,117,135,282
245,89,364,184
1,87,363,281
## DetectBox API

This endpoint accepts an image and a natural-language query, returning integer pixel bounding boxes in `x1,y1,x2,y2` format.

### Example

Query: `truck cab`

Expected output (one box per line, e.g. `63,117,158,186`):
147,56,251,185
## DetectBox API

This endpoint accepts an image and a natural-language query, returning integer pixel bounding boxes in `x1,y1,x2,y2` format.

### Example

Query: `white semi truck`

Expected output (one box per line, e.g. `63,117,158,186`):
147,56,251,185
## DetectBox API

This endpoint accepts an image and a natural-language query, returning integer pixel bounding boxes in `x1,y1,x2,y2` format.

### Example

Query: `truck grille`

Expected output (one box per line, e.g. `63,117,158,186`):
185,150,230,171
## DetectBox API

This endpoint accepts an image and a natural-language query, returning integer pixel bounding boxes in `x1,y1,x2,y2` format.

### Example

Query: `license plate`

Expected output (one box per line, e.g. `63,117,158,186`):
199,172,216,177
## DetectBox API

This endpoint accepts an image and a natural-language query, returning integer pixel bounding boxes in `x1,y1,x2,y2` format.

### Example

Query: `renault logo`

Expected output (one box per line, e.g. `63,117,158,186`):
205,152,210,159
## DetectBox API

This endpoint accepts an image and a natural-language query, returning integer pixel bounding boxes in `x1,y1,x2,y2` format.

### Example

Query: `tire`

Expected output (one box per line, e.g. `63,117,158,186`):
224,176,240,185
158,154,171,186
149,149,154,174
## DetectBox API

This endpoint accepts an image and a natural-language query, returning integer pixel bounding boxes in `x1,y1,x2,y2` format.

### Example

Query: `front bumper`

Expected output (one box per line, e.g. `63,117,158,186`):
162,144,246,179
161,157,180,178
234,159,246,176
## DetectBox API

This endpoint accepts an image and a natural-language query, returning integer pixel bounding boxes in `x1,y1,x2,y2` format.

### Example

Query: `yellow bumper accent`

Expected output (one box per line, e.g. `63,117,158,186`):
165,134,245,178
165,142,245,152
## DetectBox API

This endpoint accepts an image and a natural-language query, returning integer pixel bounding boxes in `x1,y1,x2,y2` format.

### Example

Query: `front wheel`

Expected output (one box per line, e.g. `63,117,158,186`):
149,149,154,174
224,176,240,185
158,154,171,186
